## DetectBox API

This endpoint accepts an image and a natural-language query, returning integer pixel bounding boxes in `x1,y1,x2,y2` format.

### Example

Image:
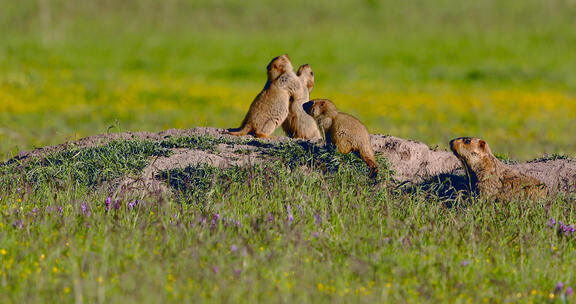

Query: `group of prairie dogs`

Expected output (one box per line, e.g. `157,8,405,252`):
228,54,547,201
228,54,378,178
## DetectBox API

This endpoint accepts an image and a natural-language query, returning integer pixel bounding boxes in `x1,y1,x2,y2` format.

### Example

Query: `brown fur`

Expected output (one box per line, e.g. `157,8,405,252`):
450,137,547,201
303,99,378,178
281,64,322,140
228,54,301,138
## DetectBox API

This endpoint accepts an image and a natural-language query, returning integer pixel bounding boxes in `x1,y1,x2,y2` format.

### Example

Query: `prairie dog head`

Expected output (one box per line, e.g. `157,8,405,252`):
450,137,494,168
297,64,315,93
302,99,337,119
267,54,293,80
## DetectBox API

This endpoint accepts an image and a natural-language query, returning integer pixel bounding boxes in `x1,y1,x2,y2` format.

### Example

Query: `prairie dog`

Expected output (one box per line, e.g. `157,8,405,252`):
303,99,378,178
228,54,300,138
450,137,547,201
281,64,322,140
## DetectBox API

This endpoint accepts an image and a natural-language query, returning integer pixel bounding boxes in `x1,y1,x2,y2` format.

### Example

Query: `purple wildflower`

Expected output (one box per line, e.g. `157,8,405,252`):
32,207,38,214
211,213,220,227
567,286,573,296
297,204,305,216
556,282,564,291
104,197,111,212
287,204,294,224
57,206,63,215
314,213,322,226
556,221,575,235
173,214,181,226
234,269,242,276
12,220,23,229
128,200,138,210
547,218,556,227
231,245,237,253
212,266,219,274
461,260,469,266
268,212,275,224
113,199,120,210
81,203,91,216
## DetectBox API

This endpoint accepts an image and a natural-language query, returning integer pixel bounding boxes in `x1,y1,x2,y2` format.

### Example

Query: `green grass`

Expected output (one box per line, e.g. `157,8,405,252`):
0,134,232,189
2,0,576,302
1,140,575,302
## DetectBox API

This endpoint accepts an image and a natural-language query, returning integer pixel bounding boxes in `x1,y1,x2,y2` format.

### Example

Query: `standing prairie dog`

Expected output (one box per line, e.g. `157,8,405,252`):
281,64,322,140
303,99,378,178
228,54,300,138
450,137,547,201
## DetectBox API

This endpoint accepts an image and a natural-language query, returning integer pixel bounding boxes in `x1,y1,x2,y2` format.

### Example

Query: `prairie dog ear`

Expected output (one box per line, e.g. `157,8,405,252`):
479,139,486,151
296,64,307,76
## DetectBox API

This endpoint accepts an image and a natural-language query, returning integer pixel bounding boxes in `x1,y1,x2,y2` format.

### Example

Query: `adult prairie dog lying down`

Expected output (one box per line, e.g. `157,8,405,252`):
228,54,300,138
450,137,547,201
303,99,378,178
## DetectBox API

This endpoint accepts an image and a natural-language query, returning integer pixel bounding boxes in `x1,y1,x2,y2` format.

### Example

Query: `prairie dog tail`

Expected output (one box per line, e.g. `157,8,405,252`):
227,123,251,136
359,145,378,178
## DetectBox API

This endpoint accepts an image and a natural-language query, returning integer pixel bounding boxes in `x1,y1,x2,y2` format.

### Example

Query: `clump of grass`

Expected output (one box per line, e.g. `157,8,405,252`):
160,165,250,204
494,153,518,165
264,140,392,179
160,141,393,206
530,153,570,163
0,134,255,191
159,134,247,152
0,140,171,189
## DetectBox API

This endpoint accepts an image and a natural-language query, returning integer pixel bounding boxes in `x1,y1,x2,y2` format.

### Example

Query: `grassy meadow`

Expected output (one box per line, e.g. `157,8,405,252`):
1,0,576,302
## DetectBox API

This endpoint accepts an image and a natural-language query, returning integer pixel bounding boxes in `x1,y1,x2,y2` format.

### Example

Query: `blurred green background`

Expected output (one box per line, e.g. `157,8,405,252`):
1,0,576,160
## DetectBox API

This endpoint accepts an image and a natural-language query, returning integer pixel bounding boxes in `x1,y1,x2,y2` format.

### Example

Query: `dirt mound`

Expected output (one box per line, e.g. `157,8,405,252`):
8,127,576,193
14,127,228,160
512,159,576,193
